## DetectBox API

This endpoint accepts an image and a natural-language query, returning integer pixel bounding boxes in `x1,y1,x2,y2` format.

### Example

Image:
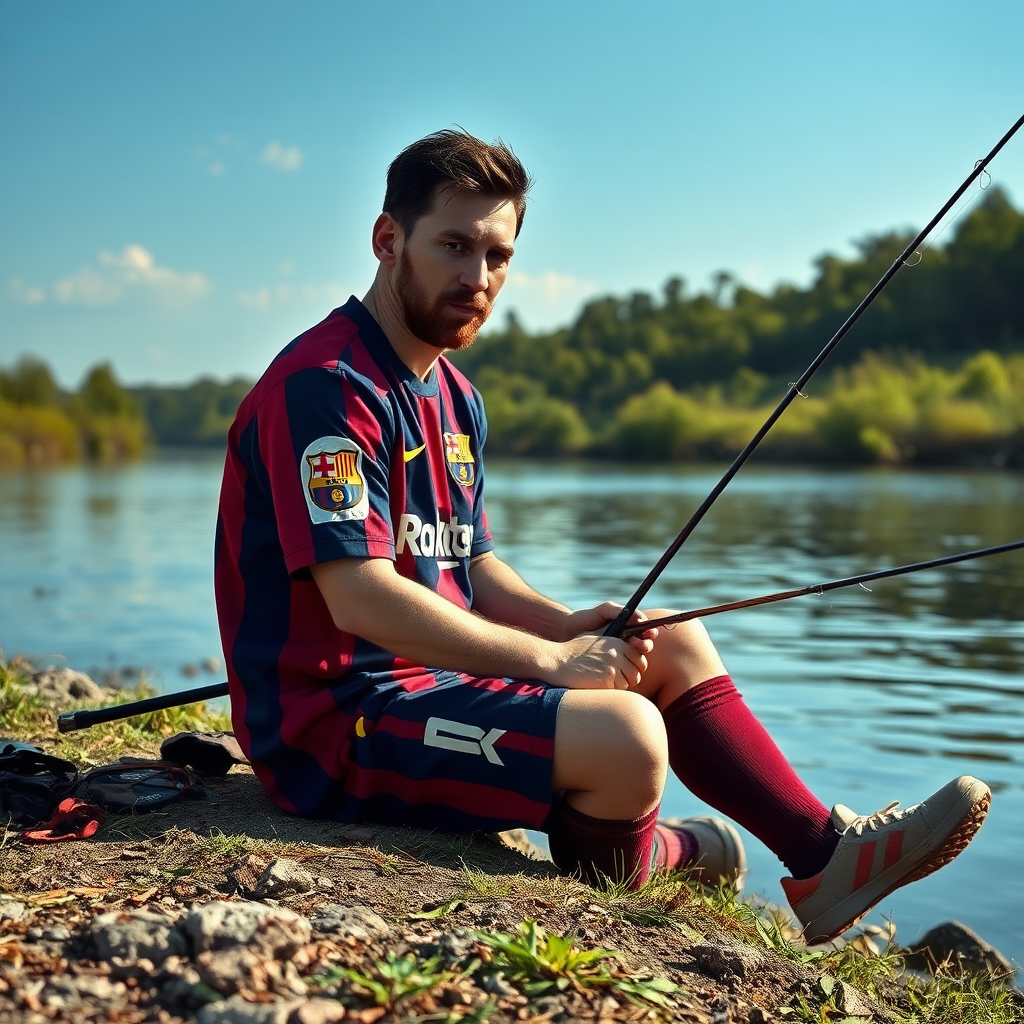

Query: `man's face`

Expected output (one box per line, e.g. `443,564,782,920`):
394,188,518,351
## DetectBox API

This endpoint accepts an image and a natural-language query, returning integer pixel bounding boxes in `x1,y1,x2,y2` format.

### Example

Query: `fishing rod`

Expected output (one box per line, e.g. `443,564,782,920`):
604,112,1024,639
57,538,1023,732
57,680,228,733
620,538,1024,638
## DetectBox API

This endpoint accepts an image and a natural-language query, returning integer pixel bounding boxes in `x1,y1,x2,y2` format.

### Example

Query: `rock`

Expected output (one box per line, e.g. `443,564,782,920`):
41,974,128,1011
69,976,128,1002
437,929,475,963
473,900,513,927
0,898,30,924
195,944,306,999
30,666,104,702
310,903,390,942
709,995,732,1024
287,999,348,1024
108,957,155,980
533,995,563,1018
904,921,1015,980
229,854,271,896
690,941,766,982
197,995,303,1024
197,946,275,996
203,656,223,673
39,977,83,1012
480,973,516,996
90,909,189,965
44,925,71,941
156,957,209,1008
184,900,311,958
255,859,315,898
835,980,877,1019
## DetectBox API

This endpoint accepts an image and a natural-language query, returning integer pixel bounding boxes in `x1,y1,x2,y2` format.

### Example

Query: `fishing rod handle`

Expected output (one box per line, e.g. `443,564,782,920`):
56,681,230,733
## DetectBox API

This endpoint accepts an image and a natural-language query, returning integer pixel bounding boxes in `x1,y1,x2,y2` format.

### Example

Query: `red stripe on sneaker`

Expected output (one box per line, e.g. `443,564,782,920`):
853,840,877,890
883,830,905,869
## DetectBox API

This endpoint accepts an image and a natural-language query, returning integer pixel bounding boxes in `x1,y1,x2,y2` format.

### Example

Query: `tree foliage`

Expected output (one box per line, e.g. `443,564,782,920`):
2,187,1021,467
454,187,1024,460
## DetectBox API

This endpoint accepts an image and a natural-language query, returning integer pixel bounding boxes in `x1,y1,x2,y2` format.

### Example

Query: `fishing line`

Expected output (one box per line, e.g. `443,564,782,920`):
904,160,995,266
604,113,1024,640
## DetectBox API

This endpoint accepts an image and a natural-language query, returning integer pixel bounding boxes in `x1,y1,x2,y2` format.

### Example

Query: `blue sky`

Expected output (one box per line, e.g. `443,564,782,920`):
1,0,1022,388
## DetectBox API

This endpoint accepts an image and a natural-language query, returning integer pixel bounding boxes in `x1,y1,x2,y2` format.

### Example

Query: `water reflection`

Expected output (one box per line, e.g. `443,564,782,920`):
1,456,1023,959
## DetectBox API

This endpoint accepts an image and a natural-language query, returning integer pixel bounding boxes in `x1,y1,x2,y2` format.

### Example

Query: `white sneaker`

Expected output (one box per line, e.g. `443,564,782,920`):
781,776,991,943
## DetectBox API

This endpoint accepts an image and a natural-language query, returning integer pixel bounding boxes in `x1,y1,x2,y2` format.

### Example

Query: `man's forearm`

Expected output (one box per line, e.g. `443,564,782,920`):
469,551,573,641
311,557,561,681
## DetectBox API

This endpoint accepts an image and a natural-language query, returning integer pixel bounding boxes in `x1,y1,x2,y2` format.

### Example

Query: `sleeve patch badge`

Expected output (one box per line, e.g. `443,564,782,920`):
300,436,369,524
443,432,475,487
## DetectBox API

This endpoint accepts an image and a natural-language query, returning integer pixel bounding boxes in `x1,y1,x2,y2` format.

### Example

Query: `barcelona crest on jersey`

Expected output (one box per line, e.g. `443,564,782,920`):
306,447,364,511
443,432,475,487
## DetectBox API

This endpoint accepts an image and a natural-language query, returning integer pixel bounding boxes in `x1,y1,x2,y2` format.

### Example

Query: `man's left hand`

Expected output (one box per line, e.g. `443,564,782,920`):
559,602,658,649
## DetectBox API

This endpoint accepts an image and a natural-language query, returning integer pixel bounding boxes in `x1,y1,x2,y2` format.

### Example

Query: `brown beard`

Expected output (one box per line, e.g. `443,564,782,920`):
395,251,492,351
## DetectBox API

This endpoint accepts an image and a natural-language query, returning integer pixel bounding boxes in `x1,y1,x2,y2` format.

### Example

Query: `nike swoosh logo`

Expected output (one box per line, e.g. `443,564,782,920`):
403,444,426,463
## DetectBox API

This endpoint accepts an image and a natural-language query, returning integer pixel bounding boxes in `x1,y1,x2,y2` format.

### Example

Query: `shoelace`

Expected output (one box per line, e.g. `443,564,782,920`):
844,800,904,836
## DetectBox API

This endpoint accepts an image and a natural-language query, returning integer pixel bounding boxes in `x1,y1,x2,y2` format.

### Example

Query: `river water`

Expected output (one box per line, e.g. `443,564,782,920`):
1,452,1022,962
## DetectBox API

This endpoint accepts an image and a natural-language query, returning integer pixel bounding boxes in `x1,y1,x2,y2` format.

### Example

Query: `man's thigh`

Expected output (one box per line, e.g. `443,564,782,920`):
334,670,566,831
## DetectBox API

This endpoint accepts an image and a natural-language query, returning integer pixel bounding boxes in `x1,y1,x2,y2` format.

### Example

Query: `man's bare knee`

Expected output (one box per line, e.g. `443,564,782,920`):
553,690,667,819
638,611,727,708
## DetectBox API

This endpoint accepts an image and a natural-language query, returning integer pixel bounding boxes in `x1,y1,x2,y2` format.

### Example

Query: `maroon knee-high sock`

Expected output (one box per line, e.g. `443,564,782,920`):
547,798,659,890
663,675,838,879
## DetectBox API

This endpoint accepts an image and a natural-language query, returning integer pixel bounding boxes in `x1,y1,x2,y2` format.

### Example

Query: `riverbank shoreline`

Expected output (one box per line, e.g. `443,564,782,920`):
2,659,1020,1023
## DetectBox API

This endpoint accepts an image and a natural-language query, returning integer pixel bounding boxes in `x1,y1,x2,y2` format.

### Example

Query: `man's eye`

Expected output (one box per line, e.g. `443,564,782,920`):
444,242,465,252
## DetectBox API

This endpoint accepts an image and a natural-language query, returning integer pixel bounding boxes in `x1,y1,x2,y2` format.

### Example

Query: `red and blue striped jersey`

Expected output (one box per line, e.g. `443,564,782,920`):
214,297,494,803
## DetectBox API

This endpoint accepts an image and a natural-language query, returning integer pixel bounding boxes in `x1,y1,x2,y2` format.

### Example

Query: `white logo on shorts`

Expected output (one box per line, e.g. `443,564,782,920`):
423,717,506,766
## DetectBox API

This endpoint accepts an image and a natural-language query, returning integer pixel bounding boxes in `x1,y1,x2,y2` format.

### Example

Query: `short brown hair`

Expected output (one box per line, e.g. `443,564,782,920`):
383,129,532,238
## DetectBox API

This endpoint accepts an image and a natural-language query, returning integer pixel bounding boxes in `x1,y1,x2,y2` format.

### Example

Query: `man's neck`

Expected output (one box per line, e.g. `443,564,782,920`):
361,281,440,382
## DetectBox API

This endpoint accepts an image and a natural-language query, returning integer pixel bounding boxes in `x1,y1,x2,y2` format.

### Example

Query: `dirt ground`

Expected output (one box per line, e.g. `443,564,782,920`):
0,754,868,1024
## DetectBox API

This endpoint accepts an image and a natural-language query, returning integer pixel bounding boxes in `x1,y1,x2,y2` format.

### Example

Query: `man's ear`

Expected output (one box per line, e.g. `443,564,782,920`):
371,212,402,266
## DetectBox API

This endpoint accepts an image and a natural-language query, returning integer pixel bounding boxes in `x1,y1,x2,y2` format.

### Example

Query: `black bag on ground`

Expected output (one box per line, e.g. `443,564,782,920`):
160,731,246,775
0,743,80,826
75,758,202,813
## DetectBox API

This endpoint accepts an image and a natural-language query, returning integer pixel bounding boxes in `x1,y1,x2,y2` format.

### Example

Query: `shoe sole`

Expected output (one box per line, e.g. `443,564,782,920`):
802,790,991,944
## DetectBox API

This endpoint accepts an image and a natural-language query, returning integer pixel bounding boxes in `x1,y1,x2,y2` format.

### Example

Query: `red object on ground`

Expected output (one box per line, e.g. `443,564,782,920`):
22,798,104,841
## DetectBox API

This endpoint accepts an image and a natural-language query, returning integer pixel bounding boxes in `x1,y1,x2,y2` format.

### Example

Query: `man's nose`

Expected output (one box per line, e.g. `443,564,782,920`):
459,257,489,292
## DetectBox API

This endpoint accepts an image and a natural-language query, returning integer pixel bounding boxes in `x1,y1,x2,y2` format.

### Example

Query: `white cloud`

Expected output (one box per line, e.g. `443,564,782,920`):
493,270,601,331
237,287,272,309
504,270,598,306
53,245,211,306
260,141,304,172
209,160,225,177
236,281,348,309
9,277,46,305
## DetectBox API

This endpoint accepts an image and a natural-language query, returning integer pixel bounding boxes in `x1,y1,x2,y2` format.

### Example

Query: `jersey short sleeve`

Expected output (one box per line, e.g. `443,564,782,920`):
252,365,397,575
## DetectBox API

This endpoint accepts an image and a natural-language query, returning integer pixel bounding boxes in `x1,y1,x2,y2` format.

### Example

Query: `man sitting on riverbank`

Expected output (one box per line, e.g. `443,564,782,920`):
214,129,990,943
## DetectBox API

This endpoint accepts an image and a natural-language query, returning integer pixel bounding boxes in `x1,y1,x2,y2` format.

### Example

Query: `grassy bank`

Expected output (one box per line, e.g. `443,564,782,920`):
475,349,1024,466
2,653,1019,1022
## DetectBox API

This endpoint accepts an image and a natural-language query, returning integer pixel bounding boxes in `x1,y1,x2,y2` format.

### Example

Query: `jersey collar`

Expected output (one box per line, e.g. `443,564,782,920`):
340,296,440,398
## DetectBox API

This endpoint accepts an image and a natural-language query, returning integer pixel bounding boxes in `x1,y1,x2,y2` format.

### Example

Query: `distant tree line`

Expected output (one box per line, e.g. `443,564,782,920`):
1,186,1021,468
450,186,1024,464
0,360,252,466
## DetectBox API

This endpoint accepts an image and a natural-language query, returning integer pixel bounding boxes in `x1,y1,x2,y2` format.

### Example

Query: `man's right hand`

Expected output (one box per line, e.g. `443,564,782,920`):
543,633,654,691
